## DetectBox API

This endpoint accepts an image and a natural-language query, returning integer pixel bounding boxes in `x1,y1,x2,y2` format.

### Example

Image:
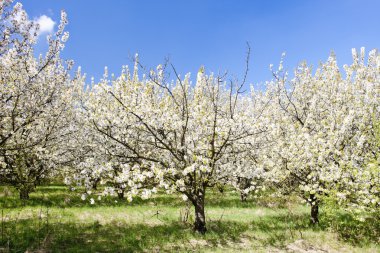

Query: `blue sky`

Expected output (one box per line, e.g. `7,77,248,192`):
23,0,380,88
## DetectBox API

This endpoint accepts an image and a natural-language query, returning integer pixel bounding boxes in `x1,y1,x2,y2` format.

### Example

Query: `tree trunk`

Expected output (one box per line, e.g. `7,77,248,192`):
192,193,207,234
310,194,319,224
19,189,30,200
92,178,100,190
240,192,248,202
117,191,124,199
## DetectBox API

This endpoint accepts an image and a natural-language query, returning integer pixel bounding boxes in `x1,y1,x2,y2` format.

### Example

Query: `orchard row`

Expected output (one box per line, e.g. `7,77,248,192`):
0,1,379,234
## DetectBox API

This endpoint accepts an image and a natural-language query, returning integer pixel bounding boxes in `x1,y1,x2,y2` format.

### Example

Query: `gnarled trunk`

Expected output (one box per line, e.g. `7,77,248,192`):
190,189,207,234
310,204,319,224
117,191,124,199
310,194,319,224
193,197,206,234
92,178,100,190
240,192,248,202
19,188,30,200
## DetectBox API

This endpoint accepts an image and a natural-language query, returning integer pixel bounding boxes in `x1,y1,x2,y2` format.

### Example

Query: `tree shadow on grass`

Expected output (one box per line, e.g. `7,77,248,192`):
248,210,380,249
0,207,379,252
0,219,249,252
1,186,379,250
147,194,259,209
0,186,261,209
319,211,380,246
248,212,311,248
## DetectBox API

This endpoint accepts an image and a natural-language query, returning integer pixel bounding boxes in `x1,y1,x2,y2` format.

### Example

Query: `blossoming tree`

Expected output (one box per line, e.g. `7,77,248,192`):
269,49,380,224
79,58,268,233
0,1,75,199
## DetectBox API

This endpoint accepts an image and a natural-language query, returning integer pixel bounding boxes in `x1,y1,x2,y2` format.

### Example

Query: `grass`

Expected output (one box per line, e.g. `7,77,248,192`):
0,185,379,252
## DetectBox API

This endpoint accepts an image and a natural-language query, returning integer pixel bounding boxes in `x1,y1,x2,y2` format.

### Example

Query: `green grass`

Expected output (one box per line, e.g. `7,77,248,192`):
0,185,379,252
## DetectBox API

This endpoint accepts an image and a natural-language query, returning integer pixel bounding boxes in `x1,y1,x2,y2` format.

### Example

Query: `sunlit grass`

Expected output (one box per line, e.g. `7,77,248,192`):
0,185,379,252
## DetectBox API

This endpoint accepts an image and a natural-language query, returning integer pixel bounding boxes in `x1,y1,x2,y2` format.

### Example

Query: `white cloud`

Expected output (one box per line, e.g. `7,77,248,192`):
35,15,55,35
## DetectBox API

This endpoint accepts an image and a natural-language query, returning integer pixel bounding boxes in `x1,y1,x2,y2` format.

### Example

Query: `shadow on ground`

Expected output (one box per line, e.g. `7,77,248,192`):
0,186,265,209
0,218,249,252
1,185,379,252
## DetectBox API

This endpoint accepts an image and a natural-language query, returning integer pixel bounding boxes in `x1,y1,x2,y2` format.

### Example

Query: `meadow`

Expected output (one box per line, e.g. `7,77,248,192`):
0,185,379,253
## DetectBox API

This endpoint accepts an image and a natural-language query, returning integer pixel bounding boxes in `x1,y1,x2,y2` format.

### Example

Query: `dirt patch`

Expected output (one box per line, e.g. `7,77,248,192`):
286,239,329,253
